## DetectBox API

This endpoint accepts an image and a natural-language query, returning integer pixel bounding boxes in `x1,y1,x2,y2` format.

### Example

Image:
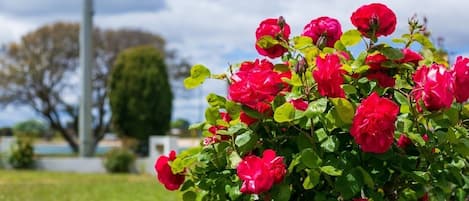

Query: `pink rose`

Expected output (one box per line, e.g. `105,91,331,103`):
154,150,185,190
397,134,412,149
237,149,286,194
412,64,454,112
452,56,469,103
255,17,291,58
351,92,399,153
302,16,342,48
313,54,346,98
351,3,397,38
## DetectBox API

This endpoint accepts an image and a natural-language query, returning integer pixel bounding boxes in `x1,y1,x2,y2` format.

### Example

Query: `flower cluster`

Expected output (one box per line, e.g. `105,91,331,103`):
157,2,469,201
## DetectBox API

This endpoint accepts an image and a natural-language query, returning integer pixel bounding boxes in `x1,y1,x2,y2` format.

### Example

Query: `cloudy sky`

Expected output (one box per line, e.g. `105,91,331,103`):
1,0,469,127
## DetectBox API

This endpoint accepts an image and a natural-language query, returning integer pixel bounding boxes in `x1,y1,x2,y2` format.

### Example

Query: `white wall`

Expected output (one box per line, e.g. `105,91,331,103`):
0,136,197,174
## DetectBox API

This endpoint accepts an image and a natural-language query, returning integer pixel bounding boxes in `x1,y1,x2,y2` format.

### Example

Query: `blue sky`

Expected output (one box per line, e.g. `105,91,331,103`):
1,0,469,127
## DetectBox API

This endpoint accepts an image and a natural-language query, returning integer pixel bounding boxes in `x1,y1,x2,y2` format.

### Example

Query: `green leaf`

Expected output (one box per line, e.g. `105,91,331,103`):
205,107,219,125
188,122,205,130
414,33,435,50
283,73,302,87
392,37,407,44
293,36,313,49
399,188,417,201
235,131,258,154
184,64,211,89
412,171,430,183
321,136,338,152
334,40,346,51
182,191,197,201
320,166,342,176
315,128,328,142
336,171,363,199
300,148,322,168
352,51,368,72
206,93,226,108
288,154,301,173
257,35,280,49
304,98,328,118
455,139,469,158
271,183,292,201
330,98,355,125
171,147,202,173
462,103,469,117
381,47,404,60
274,102,295,123
394,90,408,105
342,84,357,95
303,170,321,190
356,167,374,188
408,133,426,147
340,30,361,46
225,101,241,120
228,151,242,169
241,105,263,119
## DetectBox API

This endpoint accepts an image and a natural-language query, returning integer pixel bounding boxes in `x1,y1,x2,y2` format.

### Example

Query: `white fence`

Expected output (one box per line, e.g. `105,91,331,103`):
0,136,199,174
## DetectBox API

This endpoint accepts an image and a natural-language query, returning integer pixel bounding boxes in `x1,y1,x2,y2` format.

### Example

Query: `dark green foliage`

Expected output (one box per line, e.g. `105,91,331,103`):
13,119,48,138
103,148,136,173
8,138,35,169
109,45,173,154
0,127,13,136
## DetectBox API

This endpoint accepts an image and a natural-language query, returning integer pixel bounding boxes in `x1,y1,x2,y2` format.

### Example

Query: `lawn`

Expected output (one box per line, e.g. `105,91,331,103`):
0,170,181,201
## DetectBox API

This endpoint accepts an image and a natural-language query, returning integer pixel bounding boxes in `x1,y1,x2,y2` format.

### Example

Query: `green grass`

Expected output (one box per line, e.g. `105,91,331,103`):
0,170,181,201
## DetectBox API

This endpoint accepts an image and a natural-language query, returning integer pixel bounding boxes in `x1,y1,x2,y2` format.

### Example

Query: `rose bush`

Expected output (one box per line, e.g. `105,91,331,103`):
159,3,469,201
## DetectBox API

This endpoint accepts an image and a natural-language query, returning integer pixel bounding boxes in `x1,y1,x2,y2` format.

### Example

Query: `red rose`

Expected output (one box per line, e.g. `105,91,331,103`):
422,134,429,142
220,112,232,122
237,149,286,194
204,113,231,146
351,92,399,153
419,192,429,201
313,54,346,98
290,98,308,111
365,53,387,70
366,71,395,88
302,16,342,48
351,3,397,38
412,64,454,112
364,53,395,87
229,59,286,114
240,111,258,125
154,150,185,190
452,56,469,103
255,17,291,58
261,149,287,184
400,48,423,65
397,134,412,149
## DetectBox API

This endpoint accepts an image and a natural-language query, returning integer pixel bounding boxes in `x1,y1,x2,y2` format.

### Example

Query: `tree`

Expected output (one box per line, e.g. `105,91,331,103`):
0,22,166,153
12,119,48,138
109,45,172,155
